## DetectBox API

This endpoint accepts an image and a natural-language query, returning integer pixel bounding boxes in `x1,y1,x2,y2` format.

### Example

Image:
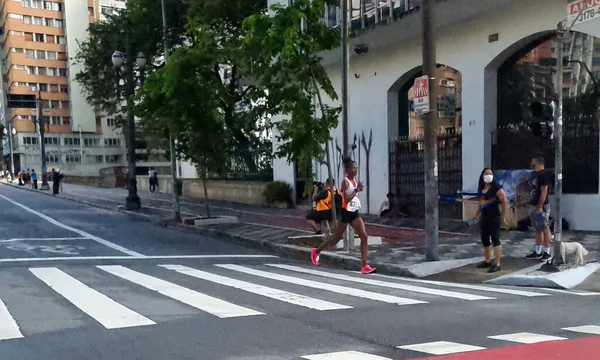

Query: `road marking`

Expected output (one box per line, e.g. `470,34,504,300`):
0,237,88,243
541,288,600,296
0,254,277,263
4,243,85,255
266,264,494,301
0,298,23,341
300,351,392,359
368,273,550,297
397,341,486,355
563,325,600,335
66,192,196,217
160,264,352,311
0,194,144,257
29,267,155,329
215,264,426,306
98,265,263,318
488,332,567,344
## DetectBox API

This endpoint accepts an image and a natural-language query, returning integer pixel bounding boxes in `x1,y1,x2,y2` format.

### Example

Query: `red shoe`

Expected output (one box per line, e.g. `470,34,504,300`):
311,248,320,266
361,265,376,274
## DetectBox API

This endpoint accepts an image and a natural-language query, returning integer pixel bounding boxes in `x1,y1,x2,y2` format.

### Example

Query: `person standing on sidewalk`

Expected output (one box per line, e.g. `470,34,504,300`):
30,169,37,189
311,157,376,275
473,168,508,273
525,155,553,261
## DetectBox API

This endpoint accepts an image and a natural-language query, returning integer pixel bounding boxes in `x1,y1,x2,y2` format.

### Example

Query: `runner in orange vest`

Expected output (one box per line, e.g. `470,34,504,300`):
305,178,336,234
311,157,376,274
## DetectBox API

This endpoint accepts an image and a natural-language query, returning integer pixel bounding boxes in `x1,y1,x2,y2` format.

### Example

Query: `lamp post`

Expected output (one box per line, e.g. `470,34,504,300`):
37,92,50,190
3,126,16,181
112,41,146,210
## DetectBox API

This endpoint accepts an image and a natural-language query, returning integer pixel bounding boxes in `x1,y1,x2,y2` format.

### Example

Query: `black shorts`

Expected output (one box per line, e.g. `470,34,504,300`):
306,210,333,222
480,215,501,247
340,209,360,223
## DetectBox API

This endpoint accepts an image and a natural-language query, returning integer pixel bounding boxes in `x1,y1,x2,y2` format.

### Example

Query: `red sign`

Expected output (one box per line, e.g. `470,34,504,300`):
413,75,430,115
569,0,600,16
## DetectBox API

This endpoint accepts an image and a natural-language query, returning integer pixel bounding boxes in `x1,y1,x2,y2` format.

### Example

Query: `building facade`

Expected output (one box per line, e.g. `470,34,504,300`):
270,0,600,230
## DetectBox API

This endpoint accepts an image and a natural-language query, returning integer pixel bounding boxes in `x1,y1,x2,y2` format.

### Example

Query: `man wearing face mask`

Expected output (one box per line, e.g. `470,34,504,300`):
525,155,552,261
473,168,508,272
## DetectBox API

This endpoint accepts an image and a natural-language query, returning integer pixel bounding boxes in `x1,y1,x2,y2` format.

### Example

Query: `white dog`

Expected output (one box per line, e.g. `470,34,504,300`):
559,242,589,265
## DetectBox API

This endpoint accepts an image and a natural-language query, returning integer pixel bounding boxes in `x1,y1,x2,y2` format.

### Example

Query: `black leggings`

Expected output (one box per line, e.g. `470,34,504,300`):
480,215,501,247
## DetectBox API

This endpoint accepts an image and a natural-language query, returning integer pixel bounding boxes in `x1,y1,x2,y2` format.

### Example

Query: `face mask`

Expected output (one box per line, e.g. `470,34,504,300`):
483,174,494,183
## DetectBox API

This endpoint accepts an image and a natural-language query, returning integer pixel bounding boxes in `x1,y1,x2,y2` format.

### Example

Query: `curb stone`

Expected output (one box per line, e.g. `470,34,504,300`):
486,262,600,289
0,182,428,278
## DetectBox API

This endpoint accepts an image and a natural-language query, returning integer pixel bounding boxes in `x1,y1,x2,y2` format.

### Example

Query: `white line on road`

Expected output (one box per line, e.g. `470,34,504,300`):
367,273,550,297
0,298,23,341
160,264,352,311
0,237,88,243
540,288,600,296
0,194,144,257
98,265,264,318
215,264,426,306
487,332,567,344
563,325,600,335
397,341,486,355
266,264,495,301
29,267,155,329
301,351,392,360
0,254,278,263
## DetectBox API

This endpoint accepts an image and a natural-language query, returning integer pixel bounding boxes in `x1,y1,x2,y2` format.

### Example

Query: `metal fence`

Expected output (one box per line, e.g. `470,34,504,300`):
389,127,463,219
492,114,599,194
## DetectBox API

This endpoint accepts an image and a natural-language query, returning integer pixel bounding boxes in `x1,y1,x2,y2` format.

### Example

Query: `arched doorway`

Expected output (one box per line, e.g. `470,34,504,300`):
387,65,463,218
493,31,600,194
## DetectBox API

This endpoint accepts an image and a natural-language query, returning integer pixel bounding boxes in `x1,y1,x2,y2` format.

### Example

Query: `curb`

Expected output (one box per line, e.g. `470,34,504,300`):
485,262,600,289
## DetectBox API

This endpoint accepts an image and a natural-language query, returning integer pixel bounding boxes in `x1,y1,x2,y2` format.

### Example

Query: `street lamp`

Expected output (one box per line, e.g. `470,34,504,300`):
112,39,145,210
3,126,16,181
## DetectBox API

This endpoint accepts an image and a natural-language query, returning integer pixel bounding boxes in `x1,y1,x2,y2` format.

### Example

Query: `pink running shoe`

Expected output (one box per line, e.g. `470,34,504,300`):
311,248,320,266
361,265,376,274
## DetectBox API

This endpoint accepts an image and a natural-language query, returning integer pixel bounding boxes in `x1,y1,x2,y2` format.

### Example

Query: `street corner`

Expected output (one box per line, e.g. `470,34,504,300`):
485,261,600,290
0,237,135,262
422,257,546,284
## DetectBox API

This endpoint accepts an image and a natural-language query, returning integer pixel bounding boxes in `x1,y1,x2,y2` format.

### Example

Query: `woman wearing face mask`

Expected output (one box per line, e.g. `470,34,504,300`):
473,168,508,273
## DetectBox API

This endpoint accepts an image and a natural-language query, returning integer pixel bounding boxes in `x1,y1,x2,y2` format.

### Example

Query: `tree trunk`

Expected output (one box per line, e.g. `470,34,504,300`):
200,163,211,218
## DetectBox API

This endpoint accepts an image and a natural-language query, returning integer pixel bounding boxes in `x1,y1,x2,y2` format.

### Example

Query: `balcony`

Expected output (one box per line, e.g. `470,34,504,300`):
318,0,516,67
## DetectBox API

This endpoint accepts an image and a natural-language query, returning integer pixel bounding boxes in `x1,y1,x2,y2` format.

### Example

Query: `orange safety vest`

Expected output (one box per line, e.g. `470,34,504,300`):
316,188,333,211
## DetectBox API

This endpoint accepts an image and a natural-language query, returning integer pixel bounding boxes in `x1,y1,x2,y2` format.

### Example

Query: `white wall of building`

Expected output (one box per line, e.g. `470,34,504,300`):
272,0,600,230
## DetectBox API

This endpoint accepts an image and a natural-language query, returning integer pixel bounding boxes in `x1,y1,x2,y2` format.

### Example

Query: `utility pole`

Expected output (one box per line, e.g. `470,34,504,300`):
421,0,440,261
161,0,182,222
37,92,49,190
551,2,588,267
124,28,141,210
340,0,353,251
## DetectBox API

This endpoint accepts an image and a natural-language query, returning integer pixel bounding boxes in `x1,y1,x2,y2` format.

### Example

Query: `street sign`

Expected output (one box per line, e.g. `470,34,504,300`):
413,75,430,115
567,0,600,26
6,94,36,109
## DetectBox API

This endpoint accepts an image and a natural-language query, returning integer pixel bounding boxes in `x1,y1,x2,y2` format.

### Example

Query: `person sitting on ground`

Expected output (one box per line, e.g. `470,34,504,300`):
305,178,336,234
379,192,408,218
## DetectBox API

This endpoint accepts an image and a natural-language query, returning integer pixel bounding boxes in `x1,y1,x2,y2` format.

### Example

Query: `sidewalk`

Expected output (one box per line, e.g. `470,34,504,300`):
4,180,600,284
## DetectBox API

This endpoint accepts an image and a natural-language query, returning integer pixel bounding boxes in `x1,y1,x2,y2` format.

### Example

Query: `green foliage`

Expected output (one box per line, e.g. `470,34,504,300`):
263,180,293,207
242,0,341,197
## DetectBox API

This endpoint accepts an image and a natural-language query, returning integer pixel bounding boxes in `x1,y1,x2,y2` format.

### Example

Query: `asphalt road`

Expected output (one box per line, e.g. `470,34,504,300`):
1,184,600,360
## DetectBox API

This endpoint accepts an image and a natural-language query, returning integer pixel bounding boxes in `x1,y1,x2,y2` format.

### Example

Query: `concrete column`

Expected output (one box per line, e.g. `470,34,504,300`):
460,67,495,193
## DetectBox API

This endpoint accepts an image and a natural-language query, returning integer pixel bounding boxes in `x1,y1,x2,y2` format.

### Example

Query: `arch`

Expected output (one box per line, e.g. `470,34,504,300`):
485,31,556,71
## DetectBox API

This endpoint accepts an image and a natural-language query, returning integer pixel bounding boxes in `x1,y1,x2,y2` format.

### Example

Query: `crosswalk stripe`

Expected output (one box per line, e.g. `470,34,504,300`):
216,264,426,306
542,288,600,296
0,298,23,341
563,325,600,335
266,264,494,301
29,267,155,329
368,273,550,297
300,350,392,359
397,341,486,355
159,264,352,311
97,265,263,318
488,332,567,344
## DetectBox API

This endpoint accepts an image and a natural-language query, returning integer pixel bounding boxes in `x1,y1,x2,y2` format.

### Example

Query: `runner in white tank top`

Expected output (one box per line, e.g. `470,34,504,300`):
311,157,376,274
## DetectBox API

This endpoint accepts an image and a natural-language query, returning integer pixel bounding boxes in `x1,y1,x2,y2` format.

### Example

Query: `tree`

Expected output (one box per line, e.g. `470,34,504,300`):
73,0,189,121
242,0,341,205
136,45,229,218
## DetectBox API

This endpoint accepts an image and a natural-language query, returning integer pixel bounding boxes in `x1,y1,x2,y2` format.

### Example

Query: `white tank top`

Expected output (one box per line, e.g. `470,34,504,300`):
345,177,361,212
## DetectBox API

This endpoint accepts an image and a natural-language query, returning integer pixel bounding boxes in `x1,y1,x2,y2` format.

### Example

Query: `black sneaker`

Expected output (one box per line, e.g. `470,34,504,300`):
476,261,492,268
540,252,551,261
526,251,542,259
488,264,501,273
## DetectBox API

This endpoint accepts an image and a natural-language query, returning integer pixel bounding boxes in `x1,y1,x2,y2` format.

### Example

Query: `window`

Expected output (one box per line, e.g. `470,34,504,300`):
8,14,22,19
104,138,121,147
47,52,57,60
23,137,38,145
22,0,32,7
13,65,26,70
36,50,46,59
57,52,67,60
23,16,32,24
60,100,70,109
26,49,35,58
107,118,117,126
38,67,47,76
33,17,43,25
57,36,66,45
50,116,61,125
84,138,101,147
35,34,44,42
89,7,95,16
32,0,42,8
63,117,71,125
27,66,37,75
59,68,68,77
46,35,56,44
105,155,118,163
66,155,81,163
44,137,59,146
46,68,55,76
45,18,54,27
55,20,63,28
46,154,60,163
64,137,80,146
12,48,25,53
101,6,114,16
60,85,69,93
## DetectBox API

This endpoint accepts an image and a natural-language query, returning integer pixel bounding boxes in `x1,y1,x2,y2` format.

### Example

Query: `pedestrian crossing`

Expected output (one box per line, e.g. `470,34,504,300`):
0,262,596,343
